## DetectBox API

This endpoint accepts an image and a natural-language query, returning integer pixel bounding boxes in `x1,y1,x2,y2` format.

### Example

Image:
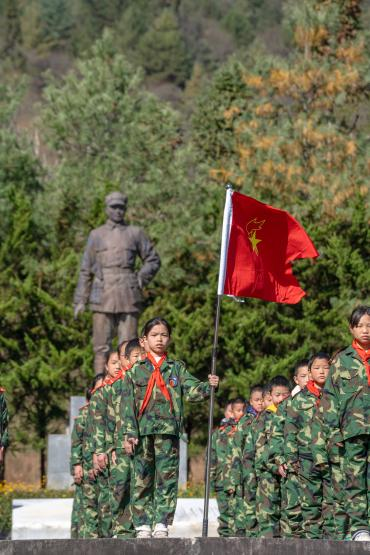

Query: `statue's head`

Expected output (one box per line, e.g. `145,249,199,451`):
105,191,128,223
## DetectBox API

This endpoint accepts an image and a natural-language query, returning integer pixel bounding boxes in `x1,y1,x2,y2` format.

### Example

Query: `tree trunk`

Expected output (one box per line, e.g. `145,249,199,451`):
40,446,46,488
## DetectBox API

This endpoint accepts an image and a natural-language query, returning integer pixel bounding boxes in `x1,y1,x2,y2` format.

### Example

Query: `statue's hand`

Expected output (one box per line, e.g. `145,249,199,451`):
74,302,85,319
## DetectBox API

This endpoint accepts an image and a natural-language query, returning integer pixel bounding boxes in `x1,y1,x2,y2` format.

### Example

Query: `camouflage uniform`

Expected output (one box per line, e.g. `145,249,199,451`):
285,385,334,539
86,385,113,538
70,405,88,538
267,399,302,538
311,407,348,539
231,411,258,536
0,388,9,451
254,405,281,538
210,418,240,537
104,373,134,538
318,346,369,536
117,357,210,529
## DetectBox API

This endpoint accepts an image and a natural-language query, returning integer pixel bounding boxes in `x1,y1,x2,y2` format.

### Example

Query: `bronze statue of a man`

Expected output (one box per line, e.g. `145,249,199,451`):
74,192,160,373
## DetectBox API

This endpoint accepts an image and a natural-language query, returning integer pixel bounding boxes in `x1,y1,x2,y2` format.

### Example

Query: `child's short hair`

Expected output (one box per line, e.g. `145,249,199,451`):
225,399,234,408
308,352,330,370
232,397,246,408
293,360,308,377
142,317,172,337
86,388,92,402
118,340,128,356
125,338,141,358
262,383,271,396
349,305,370,327
269,375,291,391
91,373,105,390
250,384,263,397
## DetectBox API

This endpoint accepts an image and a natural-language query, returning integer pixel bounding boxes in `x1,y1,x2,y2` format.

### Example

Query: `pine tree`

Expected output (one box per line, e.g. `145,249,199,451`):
38,0,73,48
137,8,191,85
0,0,24,67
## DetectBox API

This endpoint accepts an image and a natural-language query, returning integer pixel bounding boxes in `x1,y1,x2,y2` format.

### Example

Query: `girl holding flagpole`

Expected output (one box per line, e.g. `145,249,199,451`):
117,317,219,538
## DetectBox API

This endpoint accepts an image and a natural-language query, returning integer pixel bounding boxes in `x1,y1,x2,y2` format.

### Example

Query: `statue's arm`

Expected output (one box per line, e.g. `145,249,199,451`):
136,229,161,288
73,232,96,308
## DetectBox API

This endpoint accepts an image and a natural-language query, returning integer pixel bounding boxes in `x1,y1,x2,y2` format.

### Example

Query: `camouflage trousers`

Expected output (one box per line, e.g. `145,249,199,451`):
110,449,135,538
131,434,179,528
71,483,83,539
330,459,348,540
235,475,258,537
96,468,113,537
80,471,99,538
298,458,334,539
256,471,281,537
342,434,369,535
280,472,302,538
215,490,238,537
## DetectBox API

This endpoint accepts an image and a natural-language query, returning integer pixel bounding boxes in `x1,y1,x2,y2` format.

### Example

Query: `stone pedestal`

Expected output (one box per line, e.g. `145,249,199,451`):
46,435,72,490
69,397,85,433
178,435,188,488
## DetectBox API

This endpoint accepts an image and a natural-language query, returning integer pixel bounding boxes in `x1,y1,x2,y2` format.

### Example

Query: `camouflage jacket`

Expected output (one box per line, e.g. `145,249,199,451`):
84,387,106,468
318,345,369,443
284,387,321,465
106,375,128,451
253,405,279,476
91,382,114,455
210,418,240,492
230,412,256,487
70,404,89,472
117,358,210,440
74,220,160,313
266,398,289,470
0,390,9,448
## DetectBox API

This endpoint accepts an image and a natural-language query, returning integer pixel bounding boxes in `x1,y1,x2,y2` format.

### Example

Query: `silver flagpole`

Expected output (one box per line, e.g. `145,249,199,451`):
202,184,233,537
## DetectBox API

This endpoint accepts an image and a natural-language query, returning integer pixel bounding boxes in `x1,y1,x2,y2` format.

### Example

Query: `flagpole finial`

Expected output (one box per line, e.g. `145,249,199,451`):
225,183,234,191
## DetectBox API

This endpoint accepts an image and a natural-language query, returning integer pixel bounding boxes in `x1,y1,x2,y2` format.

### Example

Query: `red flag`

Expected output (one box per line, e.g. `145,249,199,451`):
221,192,318,304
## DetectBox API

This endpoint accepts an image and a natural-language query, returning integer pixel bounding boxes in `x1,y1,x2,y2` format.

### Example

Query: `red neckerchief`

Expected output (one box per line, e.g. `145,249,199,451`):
138,353,173,417
306,380,322,406
104,375,116,386
352,339,370,386
90,383,104,395
111,364,132,385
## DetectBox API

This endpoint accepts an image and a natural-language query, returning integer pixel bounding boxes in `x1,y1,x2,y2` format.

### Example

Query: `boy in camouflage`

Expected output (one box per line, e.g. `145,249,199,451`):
284,352,332,539
268,364,307,539
210,398,244,537
72,373,104,538
89,350,121,537
108,338,144,538
233,385,264,537
119,317,219,538
255,376,290,538
70,387,93,538
318,306,370,539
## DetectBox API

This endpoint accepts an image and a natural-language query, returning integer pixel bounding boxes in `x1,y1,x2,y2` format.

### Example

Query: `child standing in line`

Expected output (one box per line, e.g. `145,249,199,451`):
284,353,331,539
211,399,242,537
119,317,219,538
291,360,309,397
255,376,291,537
233,385,264,537
318,306,370,540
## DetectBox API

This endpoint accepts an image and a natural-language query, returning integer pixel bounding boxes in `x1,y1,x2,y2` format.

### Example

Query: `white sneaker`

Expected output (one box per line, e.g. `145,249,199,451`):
136,525,152,538
352,530,370,541
152,523,168,538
